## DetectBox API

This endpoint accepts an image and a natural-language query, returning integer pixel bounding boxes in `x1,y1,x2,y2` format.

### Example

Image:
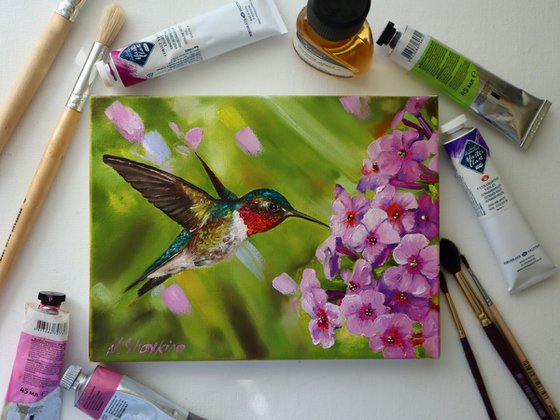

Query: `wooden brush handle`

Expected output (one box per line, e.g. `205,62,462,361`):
0,13,73,153
0,107,81,294
460,336,497,420
488,304,560,420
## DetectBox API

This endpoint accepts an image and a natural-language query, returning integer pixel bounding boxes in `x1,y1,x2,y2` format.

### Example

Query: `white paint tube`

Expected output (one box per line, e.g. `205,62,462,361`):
96,0,287,87
60,365,206,419
442,114,558,293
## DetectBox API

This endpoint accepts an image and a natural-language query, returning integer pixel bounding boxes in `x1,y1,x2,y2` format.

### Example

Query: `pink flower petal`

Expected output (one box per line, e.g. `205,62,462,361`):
185,127,203,149
272,273,297,295
169,122,184,138
161,284,191,315
105,101,145,143
235,127,262,155
339,96,371,120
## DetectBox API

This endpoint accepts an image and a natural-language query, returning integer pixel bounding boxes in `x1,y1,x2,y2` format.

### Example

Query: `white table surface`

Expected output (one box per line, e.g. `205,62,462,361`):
1,1,559,419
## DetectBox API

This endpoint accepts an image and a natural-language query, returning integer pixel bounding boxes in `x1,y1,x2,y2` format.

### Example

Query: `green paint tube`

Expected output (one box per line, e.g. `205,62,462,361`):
377,22,551,150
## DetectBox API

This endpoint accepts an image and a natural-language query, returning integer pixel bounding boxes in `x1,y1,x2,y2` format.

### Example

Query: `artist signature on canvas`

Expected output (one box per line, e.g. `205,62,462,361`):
106,337,186,357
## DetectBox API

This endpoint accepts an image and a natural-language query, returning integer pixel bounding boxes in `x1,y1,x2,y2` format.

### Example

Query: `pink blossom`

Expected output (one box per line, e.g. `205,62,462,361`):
105,101,145,143
161,284,191,315
390,109,406,130
330,184,370,244
405,96,431,116
381,233,439,298
340,259,373,294
300,269,342,348
235,127,262,155
357,140,390,193
185,127,203,150
169,122,184,138
272,273,297,295
300,268,321,294
315,236,340,280
412,194,439,240
377,130,429,183
349,208,401,267
341,289,389,336
372,185,418,235
419,309,440,358
339,96,371,120
369,313,415,358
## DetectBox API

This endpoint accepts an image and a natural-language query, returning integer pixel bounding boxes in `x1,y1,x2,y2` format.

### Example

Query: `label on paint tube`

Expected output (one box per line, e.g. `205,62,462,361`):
74,366,191,419
443,121,558,293
2,303,69,419
384,24,551,149
393,28,479,108
101,0,287,87
447,131,514,218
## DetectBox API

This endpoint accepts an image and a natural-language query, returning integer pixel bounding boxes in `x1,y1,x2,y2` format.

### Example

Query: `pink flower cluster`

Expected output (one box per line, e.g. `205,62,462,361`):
274,97,440,358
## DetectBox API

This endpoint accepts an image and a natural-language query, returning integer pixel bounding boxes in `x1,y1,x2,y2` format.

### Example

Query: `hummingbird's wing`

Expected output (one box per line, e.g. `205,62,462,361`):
195,153,238,201
103,155,216,233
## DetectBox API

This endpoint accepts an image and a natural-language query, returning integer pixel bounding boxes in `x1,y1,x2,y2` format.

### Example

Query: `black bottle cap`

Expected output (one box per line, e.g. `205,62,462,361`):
38,291,66,306
307,0,371,42
376,21,396,46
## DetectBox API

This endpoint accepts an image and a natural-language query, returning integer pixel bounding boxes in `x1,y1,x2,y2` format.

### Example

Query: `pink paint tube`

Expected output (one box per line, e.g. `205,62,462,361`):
95,0,287,87
2,292,69,420
60,365,205,419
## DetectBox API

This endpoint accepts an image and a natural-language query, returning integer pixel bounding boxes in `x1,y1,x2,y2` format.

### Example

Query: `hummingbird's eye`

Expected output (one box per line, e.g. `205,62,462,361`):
267,202,280,212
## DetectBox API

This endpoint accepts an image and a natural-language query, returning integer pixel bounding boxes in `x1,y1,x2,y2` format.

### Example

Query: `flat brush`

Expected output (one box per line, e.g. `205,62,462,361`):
440,271,497,420
0,4,125,294
440,238,551,419
0,0,88,154
461,254,560,420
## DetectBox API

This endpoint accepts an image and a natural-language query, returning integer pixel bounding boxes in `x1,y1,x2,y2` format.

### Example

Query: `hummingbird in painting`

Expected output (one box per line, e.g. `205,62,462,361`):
103,154,328,297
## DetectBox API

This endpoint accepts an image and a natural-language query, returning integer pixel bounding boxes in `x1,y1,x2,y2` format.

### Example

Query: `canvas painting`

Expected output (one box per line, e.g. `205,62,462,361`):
90,95,440,361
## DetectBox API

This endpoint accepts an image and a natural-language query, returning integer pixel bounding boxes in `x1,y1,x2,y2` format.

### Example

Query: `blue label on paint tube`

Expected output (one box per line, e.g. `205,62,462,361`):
119,42,154,66
460,140,487,173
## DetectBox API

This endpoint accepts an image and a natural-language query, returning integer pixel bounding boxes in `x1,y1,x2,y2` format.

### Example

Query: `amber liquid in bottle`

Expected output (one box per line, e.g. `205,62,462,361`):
294,7,374,77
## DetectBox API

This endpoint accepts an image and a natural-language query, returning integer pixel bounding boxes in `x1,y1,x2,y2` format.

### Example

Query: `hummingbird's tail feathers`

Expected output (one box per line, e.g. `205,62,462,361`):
103,155,215,233
195,153,238,201
137,274,172,297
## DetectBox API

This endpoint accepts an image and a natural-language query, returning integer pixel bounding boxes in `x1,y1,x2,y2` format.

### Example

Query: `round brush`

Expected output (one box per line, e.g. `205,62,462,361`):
0,0,88,154
440,271,497,420
441,238,551,419
0,4,126,294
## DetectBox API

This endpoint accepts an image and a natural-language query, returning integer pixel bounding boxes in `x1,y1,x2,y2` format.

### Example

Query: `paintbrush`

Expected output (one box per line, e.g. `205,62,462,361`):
0,4,125,294
440,271,497,420
461,253,560,420
0,0,88,154
440,238,551,419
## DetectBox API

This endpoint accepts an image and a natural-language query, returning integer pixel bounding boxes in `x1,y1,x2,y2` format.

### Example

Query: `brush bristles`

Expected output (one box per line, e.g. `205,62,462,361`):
96,4,126,46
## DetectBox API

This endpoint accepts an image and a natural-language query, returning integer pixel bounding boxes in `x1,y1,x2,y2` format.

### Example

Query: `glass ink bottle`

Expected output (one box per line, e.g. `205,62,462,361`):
293,0,373,77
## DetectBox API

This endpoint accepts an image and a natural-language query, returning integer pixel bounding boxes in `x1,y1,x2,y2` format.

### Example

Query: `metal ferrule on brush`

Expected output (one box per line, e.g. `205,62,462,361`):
455,272,493,327
66,42,107,112
56,0,87,22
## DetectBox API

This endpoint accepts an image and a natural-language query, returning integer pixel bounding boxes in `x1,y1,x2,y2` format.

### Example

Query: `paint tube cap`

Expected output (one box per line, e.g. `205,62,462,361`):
307,0,371,42
95,60,115,87
376,21,397,47
60,365,83,390
441,114,468,134
38,291,65,306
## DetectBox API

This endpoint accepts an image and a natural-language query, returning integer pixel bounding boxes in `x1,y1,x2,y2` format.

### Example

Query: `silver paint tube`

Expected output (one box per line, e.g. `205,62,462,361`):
60,365,205,419
442,114,558,293
377,22,551,150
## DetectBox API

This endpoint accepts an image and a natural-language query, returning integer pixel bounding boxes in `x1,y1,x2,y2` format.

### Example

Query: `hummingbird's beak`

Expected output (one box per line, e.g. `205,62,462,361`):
288,209,329,228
